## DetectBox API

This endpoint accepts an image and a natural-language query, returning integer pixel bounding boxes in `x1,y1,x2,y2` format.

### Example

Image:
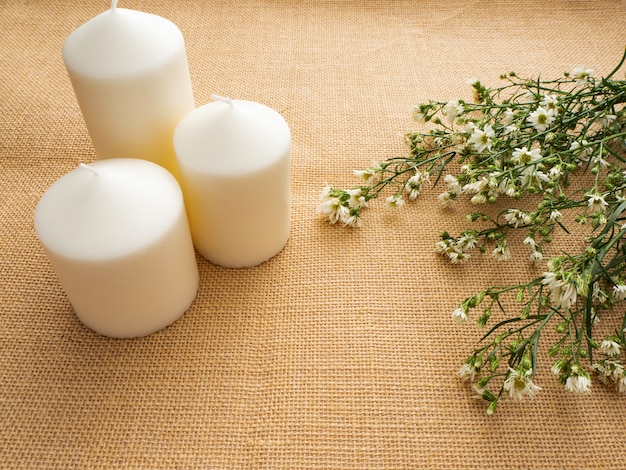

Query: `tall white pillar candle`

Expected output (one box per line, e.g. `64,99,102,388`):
173,96,291,268
62,1,195,177
34,159,199,338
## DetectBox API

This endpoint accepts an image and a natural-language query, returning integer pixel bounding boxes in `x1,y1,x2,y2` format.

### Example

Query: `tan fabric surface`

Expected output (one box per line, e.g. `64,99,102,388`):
2,0,626,468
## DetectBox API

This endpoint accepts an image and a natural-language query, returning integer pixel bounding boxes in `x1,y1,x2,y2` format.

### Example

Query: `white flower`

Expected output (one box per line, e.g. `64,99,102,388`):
503,125,518,135
565,373,591,393
586,193,608,213
551,361,565,376
519,166,550,190
353,168,378,182
457,233,478,250
492,242,511,261
502,109,515,124
530,251,543,263
451,307,467,323
618,376,626,393
570,140,591,161
468,124,495,153
549,165,563,179
435,240,452,255
540,94,560,115
549,210,563,222
442,99,464,123
470,193,488,204
437,191,454,206
411,106,427,123
597,113,617,127
444,174,461,193
527,106,556,132
448,250,470,264
404,170,430,200
503,368,541,400
591,153,609,169
345,188,366,209
467,77,479,86
600,340,621,357
511,146,542,165
458,363,477,381
571,66,594,84
504,209,531,228
542,271,577,309
523,236,537,250
384,195,404,210
613,285,626,301
317,199,349,225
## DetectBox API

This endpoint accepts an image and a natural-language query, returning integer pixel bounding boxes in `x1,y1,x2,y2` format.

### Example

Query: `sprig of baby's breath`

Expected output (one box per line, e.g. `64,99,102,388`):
318,49,626,414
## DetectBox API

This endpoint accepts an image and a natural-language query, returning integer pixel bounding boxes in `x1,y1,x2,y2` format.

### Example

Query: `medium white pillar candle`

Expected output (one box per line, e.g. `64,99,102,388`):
62,0,195,177
173,95,291,268
34,159,199,338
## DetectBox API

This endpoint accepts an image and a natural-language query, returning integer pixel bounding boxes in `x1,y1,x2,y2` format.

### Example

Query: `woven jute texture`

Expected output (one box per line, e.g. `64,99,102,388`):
2,0,626,468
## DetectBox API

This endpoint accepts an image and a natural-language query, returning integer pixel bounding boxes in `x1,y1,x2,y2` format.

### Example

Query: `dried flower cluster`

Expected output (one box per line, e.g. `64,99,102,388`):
318,50,626,413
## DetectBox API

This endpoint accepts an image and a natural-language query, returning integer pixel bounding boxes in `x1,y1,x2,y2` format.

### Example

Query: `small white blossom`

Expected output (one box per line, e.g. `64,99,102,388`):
448,250,470,264
571,66,594,84
492,242,511,261
404,170,430,201
613,285,626,301
600,340,621,357
502,109,515,124
503,368,541,400
542,271,577,309
511,146,542,166
549,210,563,222
353,168,378,182
597,113,617,127
458,363,477,381
437,191,454,206
452,307,467,323
504,209,531,228
565,373,591,393
468,124,495,153
384,195,404,210
442,99,464,123
527,106,556,132
530,251,543,263
586,193,608,213
549,165,563,179
523,236,537,250
540,93,560,115
444,174,461,193
411,106,427,123
503,124,518,135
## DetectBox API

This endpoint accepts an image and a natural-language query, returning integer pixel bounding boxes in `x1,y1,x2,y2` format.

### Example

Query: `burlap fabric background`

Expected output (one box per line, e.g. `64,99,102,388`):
2,0,626,468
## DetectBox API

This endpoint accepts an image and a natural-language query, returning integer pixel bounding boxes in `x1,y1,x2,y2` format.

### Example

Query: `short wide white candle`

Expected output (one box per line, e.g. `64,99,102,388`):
174,96,291,268
62,1,195,177
34,159,199,338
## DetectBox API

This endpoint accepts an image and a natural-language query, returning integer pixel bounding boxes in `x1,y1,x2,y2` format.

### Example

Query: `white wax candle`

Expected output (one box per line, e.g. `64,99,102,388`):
62,1,195,177
34,159,199,338
173,96,291,268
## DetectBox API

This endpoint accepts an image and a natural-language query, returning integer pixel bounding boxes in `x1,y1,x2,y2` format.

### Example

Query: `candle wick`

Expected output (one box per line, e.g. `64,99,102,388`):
211,94,234,107
111,0,118,11
79,163,99,176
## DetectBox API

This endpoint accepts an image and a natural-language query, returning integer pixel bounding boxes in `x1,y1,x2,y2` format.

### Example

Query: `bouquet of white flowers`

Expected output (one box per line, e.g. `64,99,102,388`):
318,50,626,414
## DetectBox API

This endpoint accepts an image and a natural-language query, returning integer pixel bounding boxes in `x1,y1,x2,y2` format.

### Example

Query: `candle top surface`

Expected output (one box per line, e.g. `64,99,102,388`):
34,159,184,260
173,100,291,176
62,8,185,79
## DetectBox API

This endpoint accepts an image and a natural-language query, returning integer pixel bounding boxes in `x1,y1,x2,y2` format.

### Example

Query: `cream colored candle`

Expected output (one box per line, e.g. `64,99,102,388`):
34,159,199,338
174,95,291,268
62,0,195,177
